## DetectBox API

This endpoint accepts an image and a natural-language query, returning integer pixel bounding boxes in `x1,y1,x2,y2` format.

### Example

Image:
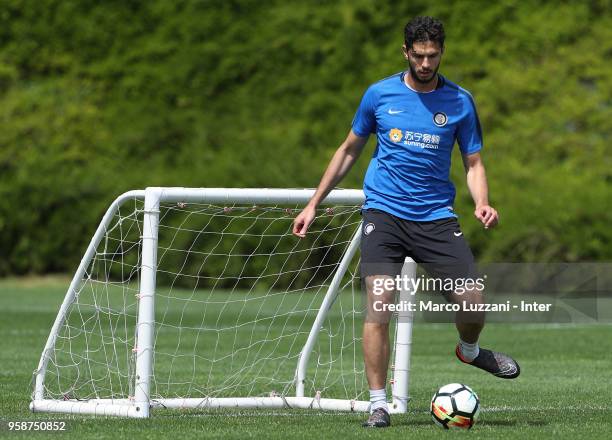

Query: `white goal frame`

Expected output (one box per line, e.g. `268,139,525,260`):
31,187,415,418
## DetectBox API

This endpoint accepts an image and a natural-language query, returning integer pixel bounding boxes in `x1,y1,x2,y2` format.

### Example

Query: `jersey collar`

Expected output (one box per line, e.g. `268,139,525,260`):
400,72,445,92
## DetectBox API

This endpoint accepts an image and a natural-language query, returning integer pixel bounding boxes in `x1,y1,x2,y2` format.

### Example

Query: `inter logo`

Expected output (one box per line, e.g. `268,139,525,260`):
363,223,376,235
433,112,448,127
389,128,403,143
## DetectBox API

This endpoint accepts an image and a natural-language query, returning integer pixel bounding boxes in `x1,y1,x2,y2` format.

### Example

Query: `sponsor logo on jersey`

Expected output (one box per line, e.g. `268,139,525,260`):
433,112,448,127
389,128,403,143
390,128,441,149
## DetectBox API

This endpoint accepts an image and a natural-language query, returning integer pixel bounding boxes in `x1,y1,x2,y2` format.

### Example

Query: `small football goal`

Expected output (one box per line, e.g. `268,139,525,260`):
31,188,415,418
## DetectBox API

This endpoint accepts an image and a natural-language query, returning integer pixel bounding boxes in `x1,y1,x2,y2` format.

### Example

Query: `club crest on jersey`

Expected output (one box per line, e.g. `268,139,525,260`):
433,112,448,127
363,222,376,235
389,128,403,143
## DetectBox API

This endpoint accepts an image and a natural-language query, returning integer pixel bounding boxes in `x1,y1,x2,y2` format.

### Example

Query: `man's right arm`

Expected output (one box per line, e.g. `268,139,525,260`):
292,130,369,237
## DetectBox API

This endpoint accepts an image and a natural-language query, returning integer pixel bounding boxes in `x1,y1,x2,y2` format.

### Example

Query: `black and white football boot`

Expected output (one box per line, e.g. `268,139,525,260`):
456,344,520,379
362,407,391,428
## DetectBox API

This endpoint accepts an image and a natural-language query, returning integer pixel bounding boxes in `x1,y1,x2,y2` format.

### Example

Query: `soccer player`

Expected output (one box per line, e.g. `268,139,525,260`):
293,16,520,428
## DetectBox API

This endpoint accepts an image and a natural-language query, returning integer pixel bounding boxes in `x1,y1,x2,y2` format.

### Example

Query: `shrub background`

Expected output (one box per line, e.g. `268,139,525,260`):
0,0,610,275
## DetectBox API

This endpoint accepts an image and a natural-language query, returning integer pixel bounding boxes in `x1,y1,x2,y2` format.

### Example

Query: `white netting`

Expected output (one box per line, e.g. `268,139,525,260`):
40,199,369,404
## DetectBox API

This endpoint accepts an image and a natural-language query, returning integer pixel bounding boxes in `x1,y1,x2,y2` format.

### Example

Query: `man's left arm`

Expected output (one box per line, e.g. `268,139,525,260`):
462,152,499,229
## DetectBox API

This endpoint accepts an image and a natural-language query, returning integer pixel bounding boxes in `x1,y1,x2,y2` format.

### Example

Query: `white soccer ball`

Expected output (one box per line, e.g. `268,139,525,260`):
431,383,480,429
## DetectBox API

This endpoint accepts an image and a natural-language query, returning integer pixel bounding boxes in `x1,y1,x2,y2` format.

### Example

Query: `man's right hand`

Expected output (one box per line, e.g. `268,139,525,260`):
291,130,368,238
292,205,317,238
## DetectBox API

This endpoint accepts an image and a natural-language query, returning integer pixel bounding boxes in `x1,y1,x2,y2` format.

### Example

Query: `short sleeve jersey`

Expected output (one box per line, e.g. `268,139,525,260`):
352,72,483,221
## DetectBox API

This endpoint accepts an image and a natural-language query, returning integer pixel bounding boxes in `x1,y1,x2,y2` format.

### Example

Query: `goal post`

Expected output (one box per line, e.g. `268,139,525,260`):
31,187,415,418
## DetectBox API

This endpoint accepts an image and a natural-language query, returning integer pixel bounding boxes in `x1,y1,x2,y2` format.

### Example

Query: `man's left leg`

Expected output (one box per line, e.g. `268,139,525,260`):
410,217,520,379
448,285,519,378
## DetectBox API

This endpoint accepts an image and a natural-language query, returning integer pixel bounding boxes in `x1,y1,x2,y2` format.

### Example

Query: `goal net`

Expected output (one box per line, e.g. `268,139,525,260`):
31,188,414,418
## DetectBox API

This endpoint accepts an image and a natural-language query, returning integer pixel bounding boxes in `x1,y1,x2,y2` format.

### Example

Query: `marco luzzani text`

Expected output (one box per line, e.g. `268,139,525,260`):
371,275,552,313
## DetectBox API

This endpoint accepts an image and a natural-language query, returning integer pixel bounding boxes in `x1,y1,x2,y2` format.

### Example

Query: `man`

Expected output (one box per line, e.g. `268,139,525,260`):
292,16,520,428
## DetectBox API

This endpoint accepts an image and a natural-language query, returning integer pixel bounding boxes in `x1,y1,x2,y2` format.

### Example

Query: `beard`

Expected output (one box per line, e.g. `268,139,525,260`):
408,61,439,84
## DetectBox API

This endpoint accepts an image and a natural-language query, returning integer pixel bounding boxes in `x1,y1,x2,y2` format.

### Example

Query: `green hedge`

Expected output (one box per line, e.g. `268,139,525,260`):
0,0,610,276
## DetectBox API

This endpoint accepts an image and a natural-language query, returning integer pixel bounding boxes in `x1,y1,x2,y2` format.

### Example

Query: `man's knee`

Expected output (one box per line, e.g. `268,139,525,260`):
364,321,390,332
364,275,396,324
453,288,486,325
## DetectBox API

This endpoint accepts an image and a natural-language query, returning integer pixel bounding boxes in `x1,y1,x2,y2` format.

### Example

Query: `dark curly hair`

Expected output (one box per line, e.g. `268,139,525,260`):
404,16,445,50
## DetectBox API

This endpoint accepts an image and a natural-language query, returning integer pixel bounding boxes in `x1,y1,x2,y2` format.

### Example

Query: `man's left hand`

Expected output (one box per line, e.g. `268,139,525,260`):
474,205,499,229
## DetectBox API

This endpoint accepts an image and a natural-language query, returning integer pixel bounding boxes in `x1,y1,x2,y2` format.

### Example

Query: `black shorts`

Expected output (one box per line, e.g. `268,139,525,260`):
360,209,477,282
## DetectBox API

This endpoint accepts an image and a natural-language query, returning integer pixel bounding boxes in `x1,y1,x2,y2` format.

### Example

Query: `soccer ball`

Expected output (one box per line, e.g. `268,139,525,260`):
431,383,480,429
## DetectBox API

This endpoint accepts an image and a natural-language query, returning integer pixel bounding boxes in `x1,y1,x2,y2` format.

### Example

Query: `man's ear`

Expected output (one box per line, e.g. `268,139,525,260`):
402,44,409,60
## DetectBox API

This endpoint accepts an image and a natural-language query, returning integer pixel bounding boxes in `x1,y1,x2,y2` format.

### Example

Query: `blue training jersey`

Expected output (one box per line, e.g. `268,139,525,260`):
352,72,483,221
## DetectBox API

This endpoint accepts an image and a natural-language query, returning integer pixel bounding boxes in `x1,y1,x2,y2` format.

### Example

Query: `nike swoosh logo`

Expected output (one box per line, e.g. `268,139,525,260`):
454,232,463,237
388,109,405,114
494,365,518,377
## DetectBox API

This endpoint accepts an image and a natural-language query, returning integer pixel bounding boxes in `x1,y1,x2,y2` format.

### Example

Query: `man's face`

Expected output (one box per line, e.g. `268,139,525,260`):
403,41,443,84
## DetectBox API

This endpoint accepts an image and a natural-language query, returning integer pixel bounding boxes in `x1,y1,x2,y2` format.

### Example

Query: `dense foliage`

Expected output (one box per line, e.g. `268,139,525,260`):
0,0,610,275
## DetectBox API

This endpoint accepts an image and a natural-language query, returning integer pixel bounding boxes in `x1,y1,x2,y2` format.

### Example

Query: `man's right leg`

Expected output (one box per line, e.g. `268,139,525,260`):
362,274,395,428
359,209,407,428
362,321,390,390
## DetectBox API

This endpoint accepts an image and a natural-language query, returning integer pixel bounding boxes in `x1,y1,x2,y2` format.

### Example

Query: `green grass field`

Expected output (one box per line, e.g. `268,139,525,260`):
1,276,611,439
